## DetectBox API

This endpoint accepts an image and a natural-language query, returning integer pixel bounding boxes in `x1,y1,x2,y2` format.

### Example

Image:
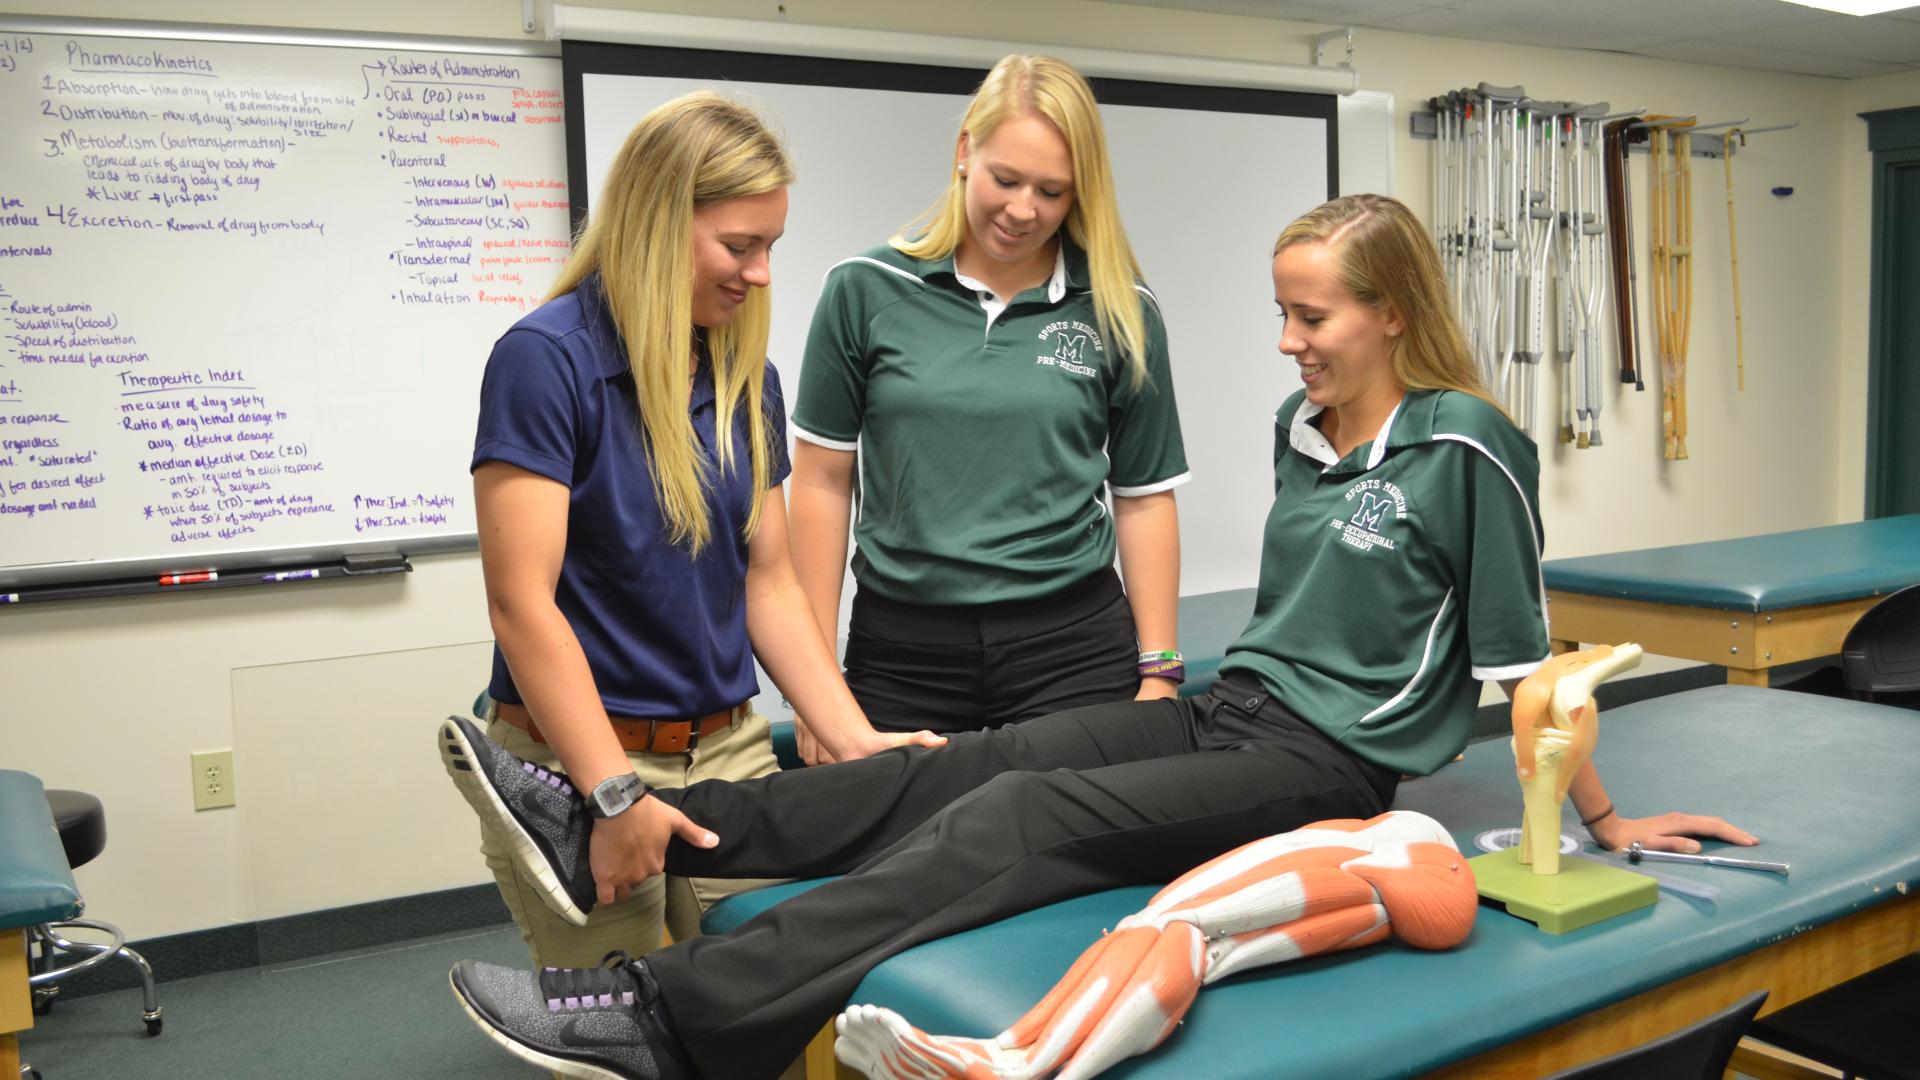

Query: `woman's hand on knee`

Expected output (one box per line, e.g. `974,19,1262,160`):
792,715,837,766
840,727,947,762
589,796,719,905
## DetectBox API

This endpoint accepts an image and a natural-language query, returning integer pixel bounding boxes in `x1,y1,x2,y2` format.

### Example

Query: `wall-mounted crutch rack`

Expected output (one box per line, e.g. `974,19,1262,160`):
1423,85,1639,448
1414,111,1795,158
1421,85,1795,459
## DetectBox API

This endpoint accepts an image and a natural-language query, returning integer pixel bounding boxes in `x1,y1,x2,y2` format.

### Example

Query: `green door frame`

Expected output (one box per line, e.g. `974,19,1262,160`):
1862,106,1920,519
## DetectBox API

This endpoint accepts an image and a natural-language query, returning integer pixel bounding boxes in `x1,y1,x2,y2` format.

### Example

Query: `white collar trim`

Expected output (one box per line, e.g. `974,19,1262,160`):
1286,397,1403,471
953,245,1068,307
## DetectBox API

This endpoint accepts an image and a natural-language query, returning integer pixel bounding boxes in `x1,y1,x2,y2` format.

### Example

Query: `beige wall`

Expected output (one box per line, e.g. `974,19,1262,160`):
3,0,1895,939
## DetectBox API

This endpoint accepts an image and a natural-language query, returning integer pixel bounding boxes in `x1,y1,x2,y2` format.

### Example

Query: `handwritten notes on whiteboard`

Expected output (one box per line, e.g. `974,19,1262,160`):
0,33,569,586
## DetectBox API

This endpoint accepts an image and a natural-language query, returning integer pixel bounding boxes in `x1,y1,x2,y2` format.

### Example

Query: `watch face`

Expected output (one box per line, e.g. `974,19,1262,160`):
593,786,625,817
592,774,638,818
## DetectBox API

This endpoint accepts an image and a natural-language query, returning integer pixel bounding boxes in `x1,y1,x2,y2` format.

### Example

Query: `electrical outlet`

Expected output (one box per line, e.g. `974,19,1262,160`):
191,749,237,811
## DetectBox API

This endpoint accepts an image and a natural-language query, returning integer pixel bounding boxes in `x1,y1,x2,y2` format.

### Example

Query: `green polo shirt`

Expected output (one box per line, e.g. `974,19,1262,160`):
792,239,1189,605
1218,388,1551,776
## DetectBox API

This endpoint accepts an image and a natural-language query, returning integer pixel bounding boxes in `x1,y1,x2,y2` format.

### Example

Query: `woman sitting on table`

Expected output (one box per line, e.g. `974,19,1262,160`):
441,193,1756,1080
787,54,1189,760
457,91,942,970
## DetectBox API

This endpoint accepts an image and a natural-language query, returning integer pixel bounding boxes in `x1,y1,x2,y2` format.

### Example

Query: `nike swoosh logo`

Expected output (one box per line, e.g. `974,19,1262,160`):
557,1015,638,1050
516,786,579,834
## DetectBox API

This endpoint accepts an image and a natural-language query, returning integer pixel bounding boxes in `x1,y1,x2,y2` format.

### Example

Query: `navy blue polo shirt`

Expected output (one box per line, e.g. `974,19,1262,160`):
471,273,791,719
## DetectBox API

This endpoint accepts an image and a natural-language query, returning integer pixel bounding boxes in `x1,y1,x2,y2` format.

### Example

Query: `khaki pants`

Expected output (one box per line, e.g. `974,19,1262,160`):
477,709,787,967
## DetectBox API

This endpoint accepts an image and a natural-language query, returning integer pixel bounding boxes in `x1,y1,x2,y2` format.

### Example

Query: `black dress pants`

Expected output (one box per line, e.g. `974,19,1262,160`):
646,680,1398,1079
846,568,1140,734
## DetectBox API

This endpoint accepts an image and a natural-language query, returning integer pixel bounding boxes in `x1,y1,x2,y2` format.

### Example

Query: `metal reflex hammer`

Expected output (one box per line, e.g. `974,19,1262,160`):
1627,841,1790,876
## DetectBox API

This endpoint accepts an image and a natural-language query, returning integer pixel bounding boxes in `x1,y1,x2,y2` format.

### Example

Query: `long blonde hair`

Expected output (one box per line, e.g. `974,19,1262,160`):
548,92,793,555
894,55,1152,389
1273,194,1505,417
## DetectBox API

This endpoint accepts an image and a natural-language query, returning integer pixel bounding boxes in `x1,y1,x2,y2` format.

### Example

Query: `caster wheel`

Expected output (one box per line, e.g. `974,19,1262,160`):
30,995,52,1017
145,1016,163,1037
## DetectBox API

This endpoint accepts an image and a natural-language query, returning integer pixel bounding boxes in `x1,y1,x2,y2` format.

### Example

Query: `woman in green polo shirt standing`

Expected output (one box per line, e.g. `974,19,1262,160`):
788,55,1190,753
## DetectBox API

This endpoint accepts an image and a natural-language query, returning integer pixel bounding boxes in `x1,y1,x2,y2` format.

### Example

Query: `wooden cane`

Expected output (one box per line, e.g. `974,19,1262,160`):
1674,128,1692,459
1724,129,1747,392
1604,119,1642,390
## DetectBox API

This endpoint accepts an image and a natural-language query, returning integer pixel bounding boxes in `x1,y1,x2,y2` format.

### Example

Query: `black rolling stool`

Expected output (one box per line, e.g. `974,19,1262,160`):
27,791,162,1037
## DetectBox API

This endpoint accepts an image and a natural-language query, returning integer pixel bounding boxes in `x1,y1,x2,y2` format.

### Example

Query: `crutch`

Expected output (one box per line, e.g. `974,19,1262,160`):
1569,103,1610,447
1552,105,1580,445
1480,83,1526,415
1517,100,1559,436
1645,115,1695,461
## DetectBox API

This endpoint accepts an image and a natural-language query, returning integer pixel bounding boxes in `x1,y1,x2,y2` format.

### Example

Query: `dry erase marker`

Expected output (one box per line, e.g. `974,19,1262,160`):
158,570,217,586
0,593,18,604
263,569,321,582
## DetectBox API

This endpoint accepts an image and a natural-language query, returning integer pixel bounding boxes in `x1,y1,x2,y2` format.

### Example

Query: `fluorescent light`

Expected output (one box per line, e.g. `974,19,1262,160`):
1779,0,1920,15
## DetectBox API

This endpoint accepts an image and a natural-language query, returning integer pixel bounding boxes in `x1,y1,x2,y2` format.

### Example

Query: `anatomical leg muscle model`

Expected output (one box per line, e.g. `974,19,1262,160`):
834,810,1477,1080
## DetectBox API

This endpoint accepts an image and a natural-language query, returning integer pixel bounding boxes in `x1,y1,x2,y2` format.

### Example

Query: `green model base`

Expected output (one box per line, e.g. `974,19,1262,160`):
1470,847,1658,934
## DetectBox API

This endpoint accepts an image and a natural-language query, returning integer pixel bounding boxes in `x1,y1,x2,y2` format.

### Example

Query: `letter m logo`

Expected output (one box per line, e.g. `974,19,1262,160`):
1350,491,1391,532
1053,334,1088,363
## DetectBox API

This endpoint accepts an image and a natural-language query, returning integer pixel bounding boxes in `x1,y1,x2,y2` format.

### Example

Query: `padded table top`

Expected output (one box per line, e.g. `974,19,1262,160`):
0,769,82,930
709,687,1920,1079
1540,514,1920,612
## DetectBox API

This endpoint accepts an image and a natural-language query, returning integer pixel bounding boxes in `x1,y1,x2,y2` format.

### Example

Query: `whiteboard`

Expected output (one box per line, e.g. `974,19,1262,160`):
0,28,569,588
566,43,1333,596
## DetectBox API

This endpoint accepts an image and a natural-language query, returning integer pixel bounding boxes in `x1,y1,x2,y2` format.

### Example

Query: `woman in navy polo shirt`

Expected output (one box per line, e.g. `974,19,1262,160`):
786,55,1190,758
464,92,942,971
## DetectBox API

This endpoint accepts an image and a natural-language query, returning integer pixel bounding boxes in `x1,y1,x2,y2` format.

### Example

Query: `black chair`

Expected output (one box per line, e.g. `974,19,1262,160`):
28,790,162,1037
1779,584,1920,707
1841,583,1920,704
1742,953,1920,1080
1541,991,1767,1079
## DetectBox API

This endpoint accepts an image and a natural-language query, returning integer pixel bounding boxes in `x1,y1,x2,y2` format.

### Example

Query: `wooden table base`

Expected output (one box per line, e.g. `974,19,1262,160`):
1422,892,1919,1078
1547,591,1880,687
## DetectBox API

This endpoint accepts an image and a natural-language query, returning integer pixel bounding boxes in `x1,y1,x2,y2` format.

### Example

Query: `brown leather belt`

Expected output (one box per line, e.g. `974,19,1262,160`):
494,701,742,755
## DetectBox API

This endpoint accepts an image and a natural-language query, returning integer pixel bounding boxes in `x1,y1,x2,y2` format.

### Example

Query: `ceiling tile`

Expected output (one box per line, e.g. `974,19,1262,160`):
1717,12,1920,63
1447,0,1826,42
1631,37,1869,75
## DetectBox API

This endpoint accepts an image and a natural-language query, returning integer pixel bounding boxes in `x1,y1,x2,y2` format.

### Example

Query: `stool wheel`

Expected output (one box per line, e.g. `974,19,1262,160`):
30,987,54,1016
146,1014,163,1036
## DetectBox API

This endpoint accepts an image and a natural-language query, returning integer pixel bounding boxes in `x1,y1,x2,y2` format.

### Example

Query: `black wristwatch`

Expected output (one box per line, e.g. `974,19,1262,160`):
587,772,647,819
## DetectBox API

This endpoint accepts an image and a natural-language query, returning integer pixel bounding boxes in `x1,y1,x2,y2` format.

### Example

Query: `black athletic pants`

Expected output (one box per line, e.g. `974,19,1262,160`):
846,568,1140,734
647,680,1398,1079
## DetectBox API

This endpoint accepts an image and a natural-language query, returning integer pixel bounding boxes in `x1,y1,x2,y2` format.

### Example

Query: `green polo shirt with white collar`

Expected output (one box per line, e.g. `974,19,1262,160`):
1217,388,1551,776
792,238,1189,605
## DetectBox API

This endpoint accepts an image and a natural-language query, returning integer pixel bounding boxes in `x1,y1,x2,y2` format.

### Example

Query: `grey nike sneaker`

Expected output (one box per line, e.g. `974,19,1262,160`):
438,714,596,925
449,953,695,1080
